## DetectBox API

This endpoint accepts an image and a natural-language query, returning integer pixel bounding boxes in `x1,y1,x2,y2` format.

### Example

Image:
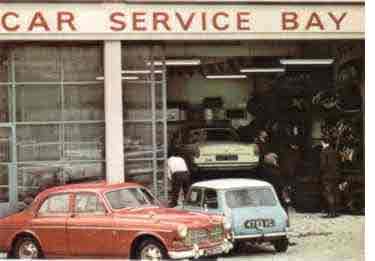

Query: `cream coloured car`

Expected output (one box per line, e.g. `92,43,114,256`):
172,127,260,171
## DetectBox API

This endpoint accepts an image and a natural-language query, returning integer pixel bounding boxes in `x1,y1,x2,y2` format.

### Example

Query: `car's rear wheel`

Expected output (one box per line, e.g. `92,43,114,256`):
136,238,167,261
272,237,289,253
13,237,43,259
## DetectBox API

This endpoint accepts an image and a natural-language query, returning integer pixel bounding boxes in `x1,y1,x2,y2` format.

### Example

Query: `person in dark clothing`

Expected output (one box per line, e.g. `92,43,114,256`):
167,151,191,208
320,138,340,218
255,130,289,212
279,137,302,206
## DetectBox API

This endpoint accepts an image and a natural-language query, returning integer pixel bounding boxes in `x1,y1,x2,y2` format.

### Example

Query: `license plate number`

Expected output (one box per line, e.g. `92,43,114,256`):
244,219,275,229
205,246,222,256
216,155,238,161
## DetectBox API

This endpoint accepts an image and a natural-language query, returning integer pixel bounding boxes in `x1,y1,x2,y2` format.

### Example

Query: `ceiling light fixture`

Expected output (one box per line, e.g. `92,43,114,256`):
205,75,247,79
240,68,285,73
147,59,201,66
122,70,163,74
96,76,139,80
280,59,334,65
122,76,139,80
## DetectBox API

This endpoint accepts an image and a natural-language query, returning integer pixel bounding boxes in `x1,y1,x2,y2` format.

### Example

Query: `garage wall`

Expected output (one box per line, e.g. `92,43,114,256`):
168,73,252,109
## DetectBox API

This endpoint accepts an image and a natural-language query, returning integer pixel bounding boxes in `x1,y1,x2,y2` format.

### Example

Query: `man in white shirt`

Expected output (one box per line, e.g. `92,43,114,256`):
167,152,190,207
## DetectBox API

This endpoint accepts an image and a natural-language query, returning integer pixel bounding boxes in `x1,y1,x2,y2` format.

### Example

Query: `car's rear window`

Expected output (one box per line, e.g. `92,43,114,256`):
225,187,277,208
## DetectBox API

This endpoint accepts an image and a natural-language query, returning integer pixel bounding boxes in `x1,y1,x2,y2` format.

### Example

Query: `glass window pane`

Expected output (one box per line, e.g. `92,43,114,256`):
39,194,69,215
63,163,105,183
14,46,60,82
62,46,103,82
0,128,11,163
0,86,10,123
75,193,105,214
0,46,10,83
106,188,152,209
0,165,9,203
17,165,62,201
16,85,60,122
225,188,277,208
203,189,218,209
64,123,105,161
64,85,104,121
17,125,60,162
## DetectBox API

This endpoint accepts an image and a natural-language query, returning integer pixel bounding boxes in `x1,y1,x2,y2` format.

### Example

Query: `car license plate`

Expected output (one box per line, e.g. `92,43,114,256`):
244,219,275,229
205,246,222,256
216,155,238,161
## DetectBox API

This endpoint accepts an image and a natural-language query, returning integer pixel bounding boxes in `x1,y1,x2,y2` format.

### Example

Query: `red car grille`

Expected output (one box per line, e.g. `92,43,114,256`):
185,225,223,245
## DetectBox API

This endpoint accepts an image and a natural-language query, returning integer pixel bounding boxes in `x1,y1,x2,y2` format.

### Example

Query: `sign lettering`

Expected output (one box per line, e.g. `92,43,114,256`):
0,3,364,40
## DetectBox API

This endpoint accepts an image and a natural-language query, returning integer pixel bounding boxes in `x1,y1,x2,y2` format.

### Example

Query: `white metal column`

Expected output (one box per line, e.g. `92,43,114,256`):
104,41,124,184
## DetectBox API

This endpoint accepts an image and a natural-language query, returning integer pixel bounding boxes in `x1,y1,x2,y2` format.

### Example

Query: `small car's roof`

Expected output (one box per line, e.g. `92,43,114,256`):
192,178,272,190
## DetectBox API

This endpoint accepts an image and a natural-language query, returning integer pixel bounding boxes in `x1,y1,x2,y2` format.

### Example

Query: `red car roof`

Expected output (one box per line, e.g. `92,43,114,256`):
37,181,142,198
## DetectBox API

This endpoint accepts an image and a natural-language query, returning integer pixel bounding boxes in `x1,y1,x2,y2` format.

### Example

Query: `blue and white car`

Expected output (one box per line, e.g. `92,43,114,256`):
181,178,289,253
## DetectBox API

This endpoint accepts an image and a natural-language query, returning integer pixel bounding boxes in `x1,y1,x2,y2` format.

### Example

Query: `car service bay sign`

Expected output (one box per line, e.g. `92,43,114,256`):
0,3,364,40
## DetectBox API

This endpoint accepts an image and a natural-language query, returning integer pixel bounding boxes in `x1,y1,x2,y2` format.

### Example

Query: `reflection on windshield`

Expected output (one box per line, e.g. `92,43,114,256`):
226,188,277,208
106,188,159,210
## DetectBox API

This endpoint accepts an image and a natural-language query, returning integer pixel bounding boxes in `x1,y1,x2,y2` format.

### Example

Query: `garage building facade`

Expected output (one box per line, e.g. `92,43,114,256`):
0,0,365,213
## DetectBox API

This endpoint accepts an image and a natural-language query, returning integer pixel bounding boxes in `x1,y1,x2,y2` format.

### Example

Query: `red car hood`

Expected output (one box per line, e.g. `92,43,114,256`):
114,207,222,228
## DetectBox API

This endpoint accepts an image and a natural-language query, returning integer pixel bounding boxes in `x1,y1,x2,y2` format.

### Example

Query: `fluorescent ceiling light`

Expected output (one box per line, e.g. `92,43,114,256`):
122,70,163,74
96,76,139,80
122,76,139,80
206,75,247,79
280,59,334,65
240,68,285,73
147,59,201,66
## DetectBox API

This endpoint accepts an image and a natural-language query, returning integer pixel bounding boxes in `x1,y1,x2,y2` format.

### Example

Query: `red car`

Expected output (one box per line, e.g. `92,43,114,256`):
0,182,233,260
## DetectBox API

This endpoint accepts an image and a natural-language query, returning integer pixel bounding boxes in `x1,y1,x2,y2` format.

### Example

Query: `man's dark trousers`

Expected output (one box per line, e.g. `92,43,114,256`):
170,171,190,207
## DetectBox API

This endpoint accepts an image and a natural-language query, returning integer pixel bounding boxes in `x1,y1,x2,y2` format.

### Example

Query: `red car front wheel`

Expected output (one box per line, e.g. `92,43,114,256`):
13,237,43,259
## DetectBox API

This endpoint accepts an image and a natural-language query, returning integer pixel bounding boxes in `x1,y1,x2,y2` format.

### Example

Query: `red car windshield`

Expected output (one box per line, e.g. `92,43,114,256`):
106,188,159,210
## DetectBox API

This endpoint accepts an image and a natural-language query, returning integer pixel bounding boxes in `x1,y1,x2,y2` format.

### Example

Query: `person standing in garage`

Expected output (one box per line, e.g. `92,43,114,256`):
255,130,288,210
279,136,302,207
167,151,191,207
320,137,340,218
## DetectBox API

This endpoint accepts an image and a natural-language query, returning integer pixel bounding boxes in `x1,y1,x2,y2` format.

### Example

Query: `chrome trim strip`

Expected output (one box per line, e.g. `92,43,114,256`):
168,241,233,260
33,226,172,233
234,232,287,239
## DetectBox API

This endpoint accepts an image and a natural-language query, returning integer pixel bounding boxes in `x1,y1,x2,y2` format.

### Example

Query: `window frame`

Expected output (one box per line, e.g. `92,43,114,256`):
202,188,219,210
73,192,108,217
224,186,278,209
36,192,72,217
104,187,160,211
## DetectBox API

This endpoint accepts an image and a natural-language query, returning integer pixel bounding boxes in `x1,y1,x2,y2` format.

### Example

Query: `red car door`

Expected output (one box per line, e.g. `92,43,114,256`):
31,193,71,257
67,192,114,257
